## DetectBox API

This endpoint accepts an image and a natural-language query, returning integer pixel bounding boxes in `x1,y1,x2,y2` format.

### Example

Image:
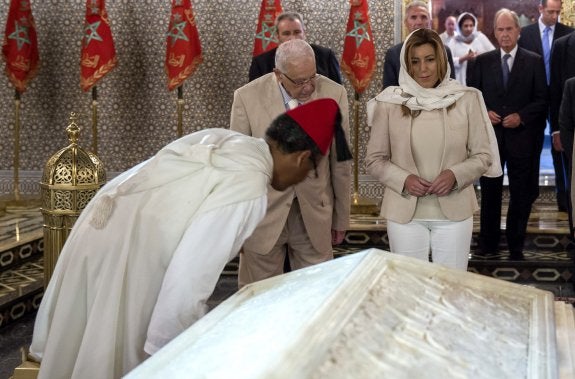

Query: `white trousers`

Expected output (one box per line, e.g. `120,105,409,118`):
387,217,473,270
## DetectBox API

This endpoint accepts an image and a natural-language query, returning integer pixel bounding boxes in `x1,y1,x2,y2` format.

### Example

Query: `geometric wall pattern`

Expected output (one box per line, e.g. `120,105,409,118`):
0,0,396,198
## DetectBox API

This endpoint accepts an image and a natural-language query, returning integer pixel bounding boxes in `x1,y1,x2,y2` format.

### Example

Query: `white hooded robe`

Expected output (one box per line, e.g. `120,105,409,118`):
30,129,272,379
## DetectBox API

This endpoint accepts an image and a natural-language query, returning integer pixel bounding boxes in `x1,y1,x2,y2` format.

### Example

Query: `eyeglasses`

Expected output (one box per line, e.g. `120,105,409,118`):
281,72,318,87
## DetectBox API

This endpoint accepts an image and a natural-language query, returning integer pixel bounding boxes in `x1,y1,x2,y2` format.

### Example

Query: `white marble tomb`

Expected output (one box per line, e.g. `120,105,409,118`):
125,249,572,379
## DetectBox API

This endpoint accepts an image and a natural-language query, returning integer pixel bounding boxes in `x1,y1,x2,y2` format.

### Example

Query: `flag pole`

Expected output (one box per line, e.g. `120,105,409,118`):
177,85,184,137
91,86,98,154
2,89,40,209
351,91,379,215
353,92,360,196
13,90,21,201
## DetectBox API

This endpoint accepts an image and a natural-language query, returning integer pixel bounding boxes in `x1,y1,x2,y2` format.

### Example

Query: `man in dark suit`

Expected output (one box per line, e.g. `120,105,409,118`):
518,0,574,212
560,78,575,235
248,11,341,84
382,1,455,89
554,33,575,169
552,33,575,236
560,77,575,176
468,9,548,260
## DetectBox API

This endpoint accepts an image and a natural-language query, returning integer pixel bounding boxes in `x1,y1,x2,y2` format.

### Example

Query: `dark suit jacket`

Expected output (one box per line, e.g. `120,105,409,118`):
382,42,455,89
518,22,573,57
550,32,575,132
519,22,574,132
248,43,342,84
559,77,575,167
467,48,548,158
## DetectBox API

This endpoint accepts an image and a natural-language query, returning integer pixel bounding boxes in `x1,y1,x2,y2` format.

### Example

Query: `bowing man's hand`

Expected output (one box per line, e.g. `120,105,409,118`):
427,170,456,197
404,174,432,197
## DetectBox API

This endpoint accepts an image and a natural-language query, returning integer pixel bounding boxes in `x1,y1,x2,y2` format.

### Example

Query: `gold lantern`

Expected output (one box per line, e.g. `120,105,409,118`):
40,112,106,287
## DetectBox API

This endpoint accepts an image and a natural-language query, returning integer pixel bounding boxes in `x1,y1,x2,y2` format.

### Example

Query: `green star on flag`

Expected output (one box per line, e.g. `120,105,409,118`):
341,0,376,94
84,21,103,45
8,21,31,50
254,22,277,51
346,11,371,48
252,0,282,56
167,21,190,47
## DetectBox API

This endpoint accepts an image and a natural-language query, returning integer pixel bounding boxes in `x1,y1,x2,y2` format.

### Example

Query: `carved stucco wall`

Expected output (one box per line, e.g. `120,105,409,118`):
0,0,396,197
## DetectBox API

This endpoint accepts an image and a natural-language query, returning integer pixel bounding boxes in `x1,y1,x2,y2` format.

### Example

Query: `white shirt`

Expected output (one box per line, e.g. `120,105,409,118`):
538,17,555,45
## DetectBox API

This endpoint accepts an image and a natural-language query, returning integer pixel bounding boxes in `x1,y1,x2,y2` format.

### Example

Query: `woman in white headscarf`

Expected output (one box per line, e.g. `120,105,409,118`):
448,12,495,84
366,28,501,270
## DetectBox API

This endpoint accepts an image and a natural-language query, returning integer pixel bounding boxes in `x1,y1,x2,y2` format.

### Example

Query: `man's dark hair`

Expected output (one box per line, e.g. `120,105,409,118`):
266,112,323,163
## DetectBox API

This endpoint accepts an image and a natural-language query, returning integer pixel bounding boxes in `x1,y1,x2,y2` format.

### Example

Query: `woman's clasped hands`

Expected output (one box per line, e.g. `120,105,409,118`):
404,170,456,197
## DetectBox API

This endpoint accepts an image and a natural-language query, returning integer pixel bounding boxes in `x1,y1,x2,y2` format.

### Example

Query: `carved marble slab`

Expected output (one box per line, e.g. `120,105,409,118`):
125,249,559,379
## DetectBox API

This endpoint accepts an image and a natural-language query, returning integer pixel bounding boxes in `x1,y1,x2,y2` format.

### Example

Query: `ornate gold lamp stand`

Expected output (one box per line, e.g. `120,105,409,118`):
39,112,106,288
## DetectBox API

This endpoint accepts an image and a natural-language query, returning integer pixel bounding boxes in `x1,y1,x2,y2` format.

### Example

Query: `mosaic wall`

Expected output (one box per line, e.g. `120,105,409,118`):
0,0,397,197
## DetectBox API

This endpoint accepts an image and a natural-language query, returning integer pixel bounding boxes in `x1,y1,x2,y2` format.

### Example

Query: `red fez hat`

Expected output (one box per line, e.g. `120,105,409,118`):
286,98,352,161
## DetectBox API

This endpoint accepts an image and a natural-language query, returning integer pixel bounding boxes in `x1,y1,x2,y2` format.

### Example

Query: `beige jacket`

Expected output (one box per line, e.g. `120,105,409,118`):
230,73,351,254
366,91,492,224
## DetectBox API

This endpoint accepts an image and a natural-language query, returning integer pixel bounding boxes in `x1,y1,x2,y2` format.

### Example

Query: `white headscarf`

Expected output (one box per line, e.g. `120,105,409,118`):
367,29,502,177
371,29,467,111
454,12,478,44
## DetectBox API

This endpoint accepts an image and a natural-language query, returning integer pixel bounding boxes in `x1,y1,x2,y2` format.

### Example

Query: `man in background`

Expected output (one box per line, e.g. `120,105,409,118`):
440,15,456,45
518,0,574,212
560,78,575,234
468,9,548,260
248,11,341,84
231,39,352,288
554,32,575,172
382,1,455,89
551,30,575,236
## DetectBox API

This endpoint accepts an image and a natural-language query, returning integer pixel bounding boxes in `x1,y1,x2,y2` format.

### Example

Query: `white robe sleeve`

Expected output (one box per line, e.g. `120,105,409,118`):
144,196,266,355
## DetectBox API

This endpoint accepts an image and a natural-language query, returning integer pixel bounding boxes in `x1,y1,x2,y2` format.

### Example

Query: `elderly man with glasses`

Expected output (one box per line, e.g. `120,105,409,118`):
230,38,351,288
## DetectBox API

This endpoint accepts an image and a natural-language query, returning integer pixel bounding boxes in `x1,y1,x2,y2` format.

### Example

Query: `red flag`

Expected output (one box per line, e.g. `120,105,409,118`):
80,0,117,92
252,0,282,57
165,0,203,91
341,0,376,93
2,0,39,93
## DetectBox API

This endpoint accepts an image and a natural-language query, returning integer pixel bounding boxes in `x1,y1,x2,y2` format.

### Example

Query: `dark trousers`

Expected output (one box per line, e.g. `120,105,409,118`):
532,131,568,210
530,131,545,203
479,155,534,254
552,147,568,210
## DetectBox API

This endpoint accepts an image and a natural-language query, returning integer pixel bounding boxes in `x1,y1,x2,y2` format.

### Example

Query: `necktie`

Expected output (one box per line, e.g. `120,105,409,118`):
502,53,511,89
542,26,551,84
287,99,299,110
